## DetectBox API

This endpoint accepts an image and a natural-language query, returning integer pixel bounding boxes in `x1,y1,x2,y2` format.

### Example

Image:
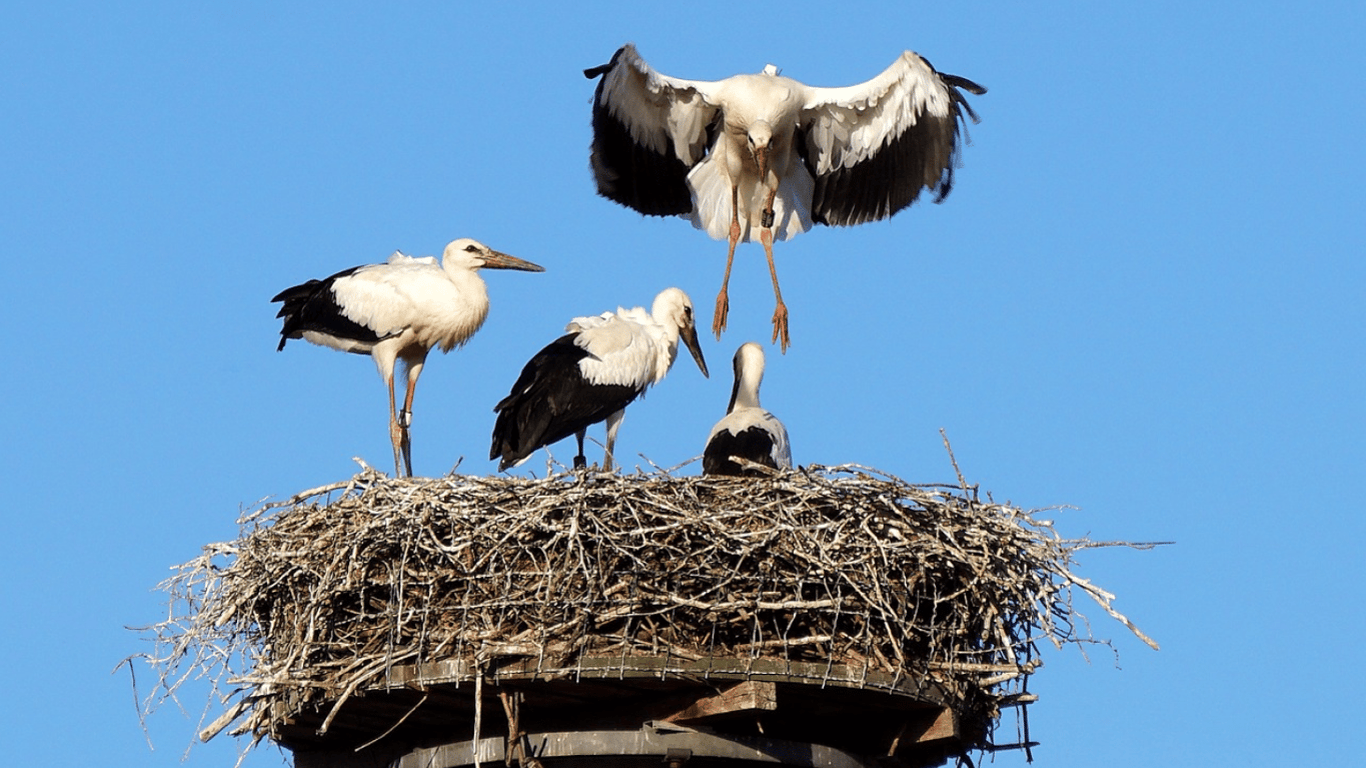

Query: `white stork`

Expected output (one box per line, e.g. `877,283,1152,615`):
272,238,544,477
703,342,792,476
490,287,709,472
585,44,985,352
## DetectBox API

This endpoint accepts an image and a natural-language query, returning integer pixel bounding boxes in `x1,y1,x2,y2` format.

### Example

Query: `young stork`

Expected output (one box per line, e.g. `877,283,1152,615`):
272,238,544,477
703,342,792,476
490,287,709,472
585,44,985,352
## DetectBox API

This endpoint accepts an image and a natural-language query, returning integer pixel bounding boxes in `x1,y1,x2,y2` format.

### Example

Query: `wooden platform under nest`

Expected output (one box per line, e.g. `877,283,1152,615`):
132,464,1157,767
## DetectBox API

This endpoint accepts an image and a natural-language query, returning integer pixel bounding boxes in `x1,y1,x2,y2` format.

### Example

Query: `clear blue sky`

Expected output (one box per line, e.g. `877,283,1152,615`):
3,2,1362,765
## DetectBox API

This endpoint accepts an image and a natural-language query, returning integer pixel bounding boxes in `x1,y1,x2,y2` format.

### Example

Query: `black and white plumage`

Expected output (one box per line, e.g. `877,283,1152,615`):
490,287,709,472
273,238,544,477
703,342,792,476
585,43,985,352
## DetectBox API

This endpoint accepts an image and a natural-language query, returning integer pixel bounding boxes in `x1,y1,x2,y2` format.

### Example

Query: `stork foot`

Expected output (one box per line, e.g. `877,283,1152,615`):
712,288,730,340
771,302,791,354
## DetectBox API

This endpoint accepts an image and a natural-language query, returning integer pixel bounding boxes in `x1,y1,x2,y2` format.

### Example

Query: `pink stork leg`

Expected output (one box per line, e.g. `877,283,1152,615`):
394,355,427,478
713,184,742,340
385,371,406,477
759,186,790,352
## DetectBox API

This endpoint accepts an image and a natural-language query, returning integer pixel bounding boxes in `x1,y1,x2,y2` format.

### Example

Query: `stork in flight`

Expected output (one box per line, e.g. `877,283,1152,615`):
585,43,985,352
490,287,709,472
272,238,544,477
703,342,792,476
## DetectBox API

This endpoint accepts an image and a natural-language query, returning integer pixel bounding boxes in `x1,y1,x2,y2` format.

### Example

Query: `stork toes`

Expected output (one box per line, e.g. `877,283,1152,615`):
713,287,731,339
771,302,790,353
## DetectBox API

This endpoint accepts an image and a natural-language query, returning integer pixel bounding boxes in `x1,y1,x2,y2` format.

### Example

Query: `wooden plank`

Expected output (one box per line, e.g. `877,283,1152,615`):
883,707,958,758
915,707,957,743
662,681,778,723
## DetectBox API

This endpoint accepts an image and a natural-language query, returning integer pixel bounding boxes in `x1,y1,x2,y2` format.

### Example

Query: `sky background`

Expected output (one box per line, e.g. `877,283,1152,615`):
2,1,1362,765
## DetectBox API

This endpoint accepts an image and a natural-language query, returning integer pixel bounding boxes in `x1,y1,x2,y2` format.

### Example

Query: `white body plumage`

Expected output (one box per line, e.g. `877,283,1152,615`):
566,293,691,390
300,250,492,360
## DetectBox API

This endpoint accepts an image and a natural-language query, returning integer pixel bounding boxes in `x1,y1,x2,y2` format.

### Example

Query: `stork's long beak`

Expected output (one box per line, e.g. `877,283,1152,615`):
482,250,546,272
679,323,709,378
754,145,769,180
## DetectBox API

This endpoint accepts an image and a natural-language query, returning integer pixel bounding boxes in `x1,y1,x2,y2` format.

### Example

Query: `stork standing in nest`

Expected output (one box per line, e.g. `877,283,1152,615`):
585,43,985,352
704,342,792,475
490,287,709,472
273,238,544,476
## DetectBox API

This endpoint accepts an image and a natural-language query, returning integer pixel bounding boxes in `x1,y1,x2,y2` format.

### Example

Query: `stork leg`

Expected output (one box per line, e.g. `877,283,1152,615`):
396,359,425,478
759,187,790,353
384,371,406,477
713,184,742,340
602,409,626,473
573,430,587,470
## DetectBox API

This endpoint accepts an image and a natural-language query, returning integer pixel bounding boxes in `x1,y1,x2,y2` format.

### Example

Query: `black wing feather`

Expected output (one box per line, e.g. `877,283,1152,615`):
271,265,382,352
585,51,695,217
490,334,641,470
703,426,780,476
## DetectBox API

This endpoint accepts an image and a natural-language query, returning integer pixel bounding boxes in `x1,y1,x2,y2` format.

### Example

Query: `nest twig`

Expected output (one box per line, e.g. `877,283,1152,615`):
128,463,1159,757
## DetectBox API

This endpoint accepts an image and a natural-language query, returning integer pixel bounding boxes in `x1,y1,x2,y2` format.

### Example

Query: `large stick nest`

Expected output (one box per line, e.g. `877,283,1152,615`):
131,463,1157,757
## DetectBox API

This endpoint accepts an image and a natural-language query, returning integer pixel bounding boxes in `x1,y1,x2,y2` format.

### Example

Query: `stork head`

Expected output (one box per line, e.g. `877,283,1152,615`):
747,120,774,178
652,287,709,379
442,238,545,273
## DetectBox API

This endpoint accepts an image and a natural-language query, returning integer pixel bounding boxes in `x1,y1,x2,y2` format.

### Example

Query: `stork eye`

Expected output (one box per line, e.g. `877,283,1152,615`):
464,244,479,252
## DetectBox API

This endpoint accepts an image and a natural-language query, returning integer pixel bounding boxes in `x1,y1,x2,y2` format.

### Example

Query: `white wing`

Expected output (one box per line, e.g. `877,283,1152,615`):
797,51,984,226
568,308,658,388
593,43,719,165
586,44,727,218
765,411,794,468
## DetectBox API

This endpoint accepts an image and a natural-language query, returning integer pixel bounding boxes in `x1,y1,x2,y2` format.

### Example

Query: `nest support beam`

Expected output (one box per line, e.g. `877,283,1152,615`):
288,675,969,768
397,720,887,768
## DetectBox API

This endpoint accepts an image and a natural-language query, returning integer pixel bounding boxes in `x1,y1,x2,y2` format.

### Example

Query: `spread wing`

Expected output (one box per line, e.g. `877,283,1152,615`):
585,43,722,216
797,51,985,227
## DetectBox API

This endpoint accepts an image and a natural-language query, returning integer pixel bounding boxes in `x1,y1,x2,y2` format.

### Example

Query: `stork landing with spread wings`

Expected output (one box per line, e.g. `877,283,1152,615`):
585,44,985,352
273,238,544,477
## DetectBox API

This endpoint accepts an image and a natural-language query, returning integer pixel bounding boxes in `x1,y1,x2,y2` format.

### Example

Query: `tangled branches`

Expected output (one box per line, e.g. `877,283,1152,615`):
130,464,1158,756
